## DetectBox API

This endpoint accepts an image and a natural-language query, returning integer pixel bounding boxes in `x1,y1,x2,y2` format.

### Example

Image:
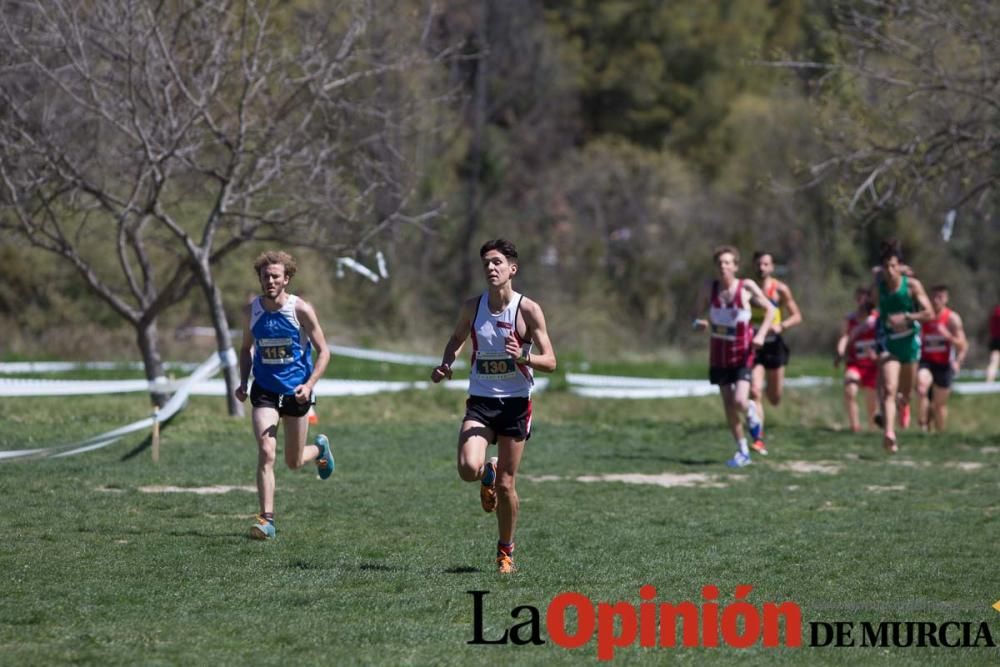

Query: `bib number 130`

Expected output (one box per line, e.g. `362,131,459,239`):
475,353,516,379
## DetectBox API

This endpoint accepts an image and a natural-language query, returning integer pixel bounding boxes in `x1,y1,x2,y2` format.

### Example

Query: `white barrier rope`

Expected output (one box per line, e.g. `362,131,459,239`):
565,372,998,398
0,351,226,461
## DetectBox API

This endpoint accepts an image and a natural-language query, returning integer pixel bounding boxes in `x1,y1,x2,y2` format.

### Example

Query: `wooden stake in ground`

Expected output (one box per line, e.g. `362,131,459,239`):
152,407,160,463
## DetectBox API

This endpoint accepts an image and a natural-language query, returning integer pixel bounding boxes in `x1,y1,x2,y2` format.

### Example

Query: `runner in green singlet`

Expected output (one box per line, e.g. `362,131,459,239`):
872,240,934,453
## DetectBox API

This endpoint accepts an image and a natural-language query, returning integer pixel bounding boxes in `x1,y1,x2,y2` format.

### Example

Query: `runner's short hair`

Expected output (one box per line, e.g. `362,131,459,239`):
930,284,948,294
752,250,773,263
253,250,297,279
713,244,740,264
878,239,903,264
480,239,518,261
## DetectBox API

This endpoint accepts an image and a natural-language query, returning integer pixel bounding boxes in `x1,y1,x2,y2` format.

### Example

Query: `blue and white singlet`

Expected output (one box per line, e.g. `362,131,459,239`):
250,294,313,395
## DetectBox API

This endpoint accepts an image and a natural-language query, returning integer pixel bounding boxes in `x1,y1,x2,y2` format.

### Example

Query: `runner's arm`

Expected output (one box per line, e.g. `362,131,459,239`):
235,303,254,401
835,317,851,365
949,311,969,368
296,299,330,394
432,298,475,382
691,280,711,331
906,278,935,324
777,281,803,332
512,298,556,373
744,279,775,345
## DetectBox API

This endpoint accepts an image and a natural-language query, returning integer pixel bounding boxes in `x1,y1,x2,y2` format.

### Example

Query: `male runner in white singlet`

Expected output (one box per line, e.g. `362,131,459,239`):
431,239,557,573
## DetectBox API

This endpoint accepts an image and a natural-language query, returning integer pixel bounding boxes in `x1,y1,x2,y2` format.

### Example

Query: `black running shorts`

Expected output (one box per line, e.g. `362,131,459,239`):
709,365,753,386
754,334,790,370
463,395,532,441
919,360,954,389
250,382,315,418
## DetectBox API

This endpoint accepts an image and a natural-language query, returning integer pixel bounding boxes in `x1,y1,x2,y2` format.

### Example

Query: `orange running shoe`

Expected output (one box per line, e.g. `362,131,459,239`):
496,552,516,574
898,402,911,429
751,439,768,456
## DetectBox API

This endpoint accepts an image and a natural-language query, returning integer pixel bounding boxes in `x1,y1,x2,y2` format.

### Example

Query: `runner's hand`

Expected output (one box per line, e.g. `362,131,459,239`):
431,364,453,382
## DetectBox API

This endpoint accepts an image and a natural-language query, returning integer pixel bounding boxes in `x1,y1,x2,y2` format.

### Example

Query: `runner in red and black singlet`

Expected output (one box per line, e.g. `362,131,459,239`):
692,245,774,468
916,285,967,431
708,278,754,373
987,305,1000,383
836,286,879,432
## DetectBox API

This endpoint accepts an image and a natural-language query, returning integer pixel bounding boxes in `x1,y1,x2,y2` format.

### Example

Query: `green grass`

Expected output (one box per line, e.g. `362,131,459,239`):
1,382,999,665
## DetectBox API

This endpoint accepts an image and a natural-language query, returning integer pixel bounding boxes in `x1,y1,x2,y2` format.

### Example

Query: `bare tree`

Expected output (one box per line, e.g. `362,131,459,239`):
0,0,447,413
772,0,1000,222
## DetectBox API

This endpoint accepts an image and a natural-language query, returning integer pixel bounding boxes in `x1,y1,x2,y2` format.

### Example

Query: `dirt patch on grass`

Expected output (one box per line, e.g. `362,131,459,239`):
944,462,985,471
137,485,257,495
866,484,907,493
774,460,843,475
525,472,733,488
887,460,984,471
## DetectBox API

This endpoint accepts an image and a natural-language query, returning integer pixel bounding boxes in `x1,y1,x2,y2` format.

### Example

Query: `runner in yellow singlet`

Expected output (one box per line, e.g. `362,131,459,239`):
748,251,802,455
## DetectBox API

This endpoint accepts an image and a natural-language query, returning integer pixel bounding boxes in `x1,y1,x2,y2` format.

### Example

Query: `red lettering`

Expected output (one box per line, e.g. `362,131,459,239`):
763,601,802,647
597,602,638,661
659,601,699,647
701,584,719,647
546,592,595,649
639,585,657,647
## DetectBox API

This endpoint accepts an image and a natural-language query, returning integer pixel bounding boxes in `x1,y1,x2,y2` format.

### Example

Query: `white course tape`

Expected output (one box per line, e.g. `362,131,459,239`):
181,376,548,396
565,372,1000,398
566,373,707,388
0,344,457,376
951,382,1000,395
0,351,226,461
785,376,836,388
328,345,465,368
567,372,835,390
0,378,153,396
571,384,718,399
0,367,547,403
336,257,380,283
0,360,199,373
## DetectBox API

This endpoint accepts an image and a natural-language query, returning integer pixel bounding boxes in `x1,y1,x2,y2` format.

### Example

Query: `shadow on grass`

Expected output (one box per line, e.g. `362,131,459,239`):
359,563,398,572
443,565,479,574
121,420,174,461
164,529,236,540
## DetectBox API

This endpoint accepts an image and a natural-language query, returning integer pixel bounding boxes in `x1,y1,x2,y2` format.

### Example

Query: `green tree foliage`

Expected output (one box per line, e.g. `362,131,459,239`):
790,0,1000,336
3,1,995,363
543,1,819,172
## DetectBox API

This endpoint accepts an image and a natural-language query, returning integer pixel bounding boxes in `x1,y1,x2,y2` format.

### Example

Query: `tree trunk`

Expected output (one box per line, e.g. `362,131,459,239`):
136,320,169,408
203,280,244,417
456,6,490,297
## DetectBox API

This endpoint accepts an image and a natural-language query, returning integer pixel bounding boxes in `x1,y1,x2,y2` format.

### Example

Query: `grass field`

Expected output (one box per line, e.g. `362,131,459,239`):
2,361,999,665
